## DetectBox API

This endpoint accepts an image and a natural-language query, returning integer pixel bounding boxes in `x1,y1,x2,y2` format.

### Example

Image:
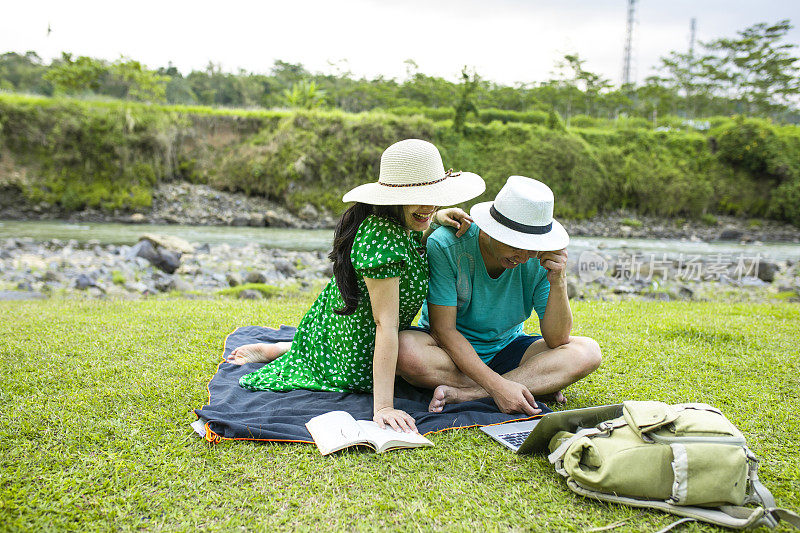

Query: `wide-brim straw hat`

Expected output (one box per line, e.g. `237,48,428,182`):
471,175,569,251
342,139,485,205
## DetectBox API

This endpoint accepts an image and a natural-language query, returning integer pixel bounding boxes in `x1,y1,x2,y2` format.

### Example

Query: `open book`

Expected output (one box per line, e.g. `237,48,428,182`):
305,411,434,455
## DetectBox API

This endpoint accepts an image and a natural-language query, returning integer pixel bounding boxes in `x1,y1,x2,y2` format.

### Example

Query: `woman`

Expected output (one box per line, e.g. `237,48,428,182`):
234,139,485,433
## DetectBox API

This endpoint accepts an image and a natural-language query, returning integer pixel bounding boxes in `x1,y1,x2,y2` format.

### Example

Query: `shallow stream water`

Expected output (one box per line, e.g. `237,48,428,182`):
2,219,799,261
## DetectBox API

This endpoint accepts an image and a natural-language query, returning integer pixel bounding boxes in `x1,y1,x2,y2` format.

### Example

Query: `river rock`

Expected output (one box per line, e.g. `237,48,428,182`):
273,258,297,277
757,261,779,283
238,289,263,300
231,215,250,227
172,277,192,292
227,272,242,287
41,270,65,283
130,239,182,274
153,274,175,292
645,292,671,301
129,239,159,263
75,274,95,290
718,228,744,241
16,281,34,291
264,210,289,228
125,281,148,293
298,203,319,221
248,214,266,227
140,234,194,254
567,280,580,299
0,249,12,259
157,249,182,274
245,271,267,284
678,285,694,299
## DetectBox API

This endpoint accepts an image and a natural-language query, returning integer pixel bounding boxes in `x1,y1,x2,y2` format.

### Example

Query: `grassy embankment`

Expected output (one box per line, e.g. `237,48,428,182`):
1,298,798,531
2,92,800,224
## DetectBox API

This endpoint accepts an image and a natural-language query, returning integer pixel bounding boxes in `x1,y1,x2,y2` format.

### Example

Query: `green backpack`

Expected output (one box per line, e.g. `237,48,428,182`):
547,401,799,531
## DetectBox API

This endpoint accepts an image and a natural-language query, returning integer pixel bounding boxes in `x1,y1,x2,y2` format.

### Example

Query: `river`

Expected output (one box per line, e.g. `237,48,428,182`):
2,219,799,261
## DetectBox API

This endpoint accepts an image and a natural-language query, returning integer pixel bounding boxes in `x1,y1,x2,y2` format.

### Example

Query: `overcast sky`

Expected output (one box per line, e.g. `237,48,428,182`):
4,0,799,86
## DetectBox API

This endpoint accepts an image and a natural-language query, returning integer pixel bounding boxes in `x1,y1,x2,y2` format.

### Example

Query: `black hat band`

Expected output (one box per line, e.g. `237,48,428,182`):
490,205,552,235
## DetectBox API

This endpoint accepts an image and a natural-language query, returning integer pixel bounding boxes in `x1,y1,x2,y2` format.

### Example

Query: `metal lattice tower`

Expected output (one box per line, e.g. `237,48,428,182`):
621,0,637,85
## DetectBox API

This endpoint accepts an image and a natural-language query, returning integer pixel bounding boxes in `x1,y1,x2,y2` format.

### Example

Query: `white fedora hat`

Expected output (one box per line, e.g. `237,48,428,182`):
470,176,569,251
342,139,485,205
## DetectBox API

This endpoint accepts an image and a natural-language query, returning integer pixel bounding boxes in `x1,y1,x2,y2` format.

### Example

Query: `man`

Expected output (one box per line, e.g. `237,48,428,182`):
397,175,602,415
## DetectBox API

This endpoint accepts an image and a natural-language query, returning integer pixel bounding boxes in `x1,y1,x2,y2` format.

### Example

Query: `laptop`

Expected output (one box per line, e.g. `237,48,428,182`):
480,404,624,454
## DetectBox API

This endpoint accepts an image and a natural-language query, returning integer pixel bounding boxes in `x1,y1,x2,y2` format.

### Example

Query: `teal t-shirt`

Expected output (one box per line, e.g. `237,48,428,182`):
418,224,550,362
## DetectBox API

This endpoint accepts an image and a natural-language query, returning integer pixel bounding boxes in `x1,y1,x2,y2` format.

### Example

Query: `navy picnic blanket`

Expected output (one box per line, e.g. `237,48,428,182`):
194,325,550,443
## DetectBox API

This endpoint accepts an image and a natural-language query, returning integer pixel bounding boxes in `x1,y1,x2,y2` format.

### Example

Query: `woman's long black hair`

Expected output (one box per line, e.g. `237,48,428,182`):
328,202,405,315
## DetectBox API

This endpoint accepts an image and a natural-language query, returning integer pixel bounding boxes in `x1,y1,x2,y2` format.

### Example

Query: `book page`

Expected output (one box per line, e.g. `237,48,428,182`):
357,420,433,452
305,411,367,455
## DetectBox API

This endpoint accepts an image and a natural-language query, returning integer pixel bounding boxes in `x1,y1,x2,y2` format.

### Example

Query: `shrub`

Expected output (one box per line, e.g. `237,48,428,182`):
713,117,798,182
621,217,643,228
701,213,718,226
216,283,280,298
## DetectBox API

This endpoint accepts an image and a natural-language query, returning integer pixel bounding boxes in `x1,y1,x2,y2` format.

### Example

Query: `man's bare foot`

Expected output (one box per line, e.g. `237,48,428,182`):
428,385,464,412
536,390,568,406
229,342,288,365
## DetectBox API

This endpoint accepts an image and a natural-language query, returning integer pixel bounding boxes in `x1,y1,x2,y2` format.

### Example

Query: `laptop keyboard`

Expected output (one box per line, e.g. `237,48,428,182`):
498,431,531,447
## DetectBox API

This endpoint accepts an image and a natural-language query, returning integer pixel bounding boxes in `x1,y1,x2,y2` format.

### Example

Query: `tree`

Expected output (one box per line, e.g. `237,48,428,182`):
43,53,108,94
553,54,612,118
0,51,50,93
109,58,169,102
453,67,479,134
652,50,717,117
704,20,800,115
283,80,325,109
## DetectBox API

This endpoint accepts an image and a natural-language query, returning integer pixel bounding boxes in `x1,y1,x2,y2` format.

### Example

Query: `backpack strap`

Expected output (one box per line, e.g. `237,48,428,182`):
768,508,800,529
547,419,628,466
565,479,784,530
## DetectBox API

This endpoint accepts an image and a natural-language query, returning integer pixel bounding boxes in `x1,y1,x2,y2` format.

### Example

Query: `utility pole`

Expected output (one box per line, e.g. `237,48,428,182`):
621,0,637,86
688,18,697,118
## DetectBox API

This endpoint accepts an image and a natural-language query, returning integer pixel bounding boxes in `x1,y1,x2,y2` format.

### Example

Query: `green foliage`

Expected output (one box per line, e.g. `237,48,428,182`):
216,283,280,298
478,108,548,125
2,93,799,224
109,58,169,102
453,67,479,134
546,109,566,131
768,179,800,225
620,217,643,228
111,270,125,285
714,117,799,182
0,94,180,210
43,53,108,94
283,81,325,109
43,53,168,103
701,213,718,225
212,110,434,211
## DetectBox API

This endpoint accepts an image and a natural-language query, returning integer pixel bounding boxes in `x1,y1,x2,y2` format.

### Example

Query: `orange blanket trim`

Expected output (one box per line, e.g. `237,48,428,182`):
196,326,544,444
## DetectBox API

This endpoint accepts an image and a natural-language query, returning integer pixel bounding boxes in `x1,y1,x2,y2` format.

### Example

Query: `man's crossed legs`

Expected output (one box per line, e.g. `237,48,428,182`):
397,329,602,413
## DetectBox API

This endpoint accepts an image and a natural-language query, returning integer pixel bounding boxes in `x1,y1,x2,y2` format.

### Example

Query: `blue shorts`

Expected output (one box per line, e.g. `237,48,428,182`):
405,326,542,375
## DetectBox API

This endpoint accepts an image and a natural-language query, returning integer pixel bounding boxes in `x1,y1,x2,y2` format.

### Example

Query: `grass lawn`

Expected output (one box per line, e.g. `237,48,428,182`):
1,297,798,531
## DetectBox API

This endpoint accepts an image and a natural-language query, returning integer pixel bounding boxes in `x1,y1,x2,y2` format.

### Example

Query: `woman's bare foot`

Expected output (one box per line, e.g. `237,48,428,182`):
229,342,290,365
428,385,465,412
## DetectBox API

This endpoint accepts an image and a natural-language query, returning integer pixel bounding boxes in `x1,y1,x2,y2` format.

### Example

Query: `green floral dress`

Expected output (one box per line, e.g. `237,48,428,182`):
239,215,429,393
